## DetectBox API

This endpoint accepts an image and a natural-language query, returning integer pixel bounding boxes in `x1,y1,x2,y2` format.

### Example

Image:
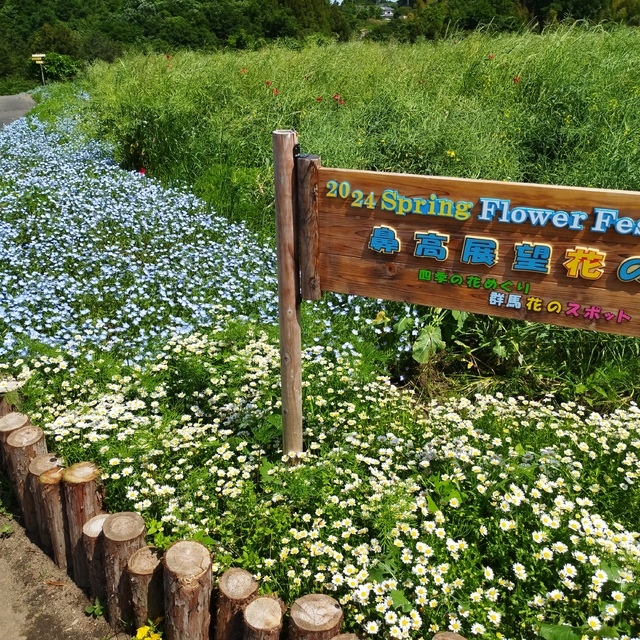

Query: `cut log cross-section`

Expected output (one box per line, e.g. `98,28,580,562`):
28,453,64,549
289,594,344,640
82,513,110,604
330,635,360,640
0,412,30,472
6,425,47,536
243,595,285,640
163,540,213,640
127,545,164,629
40,467,70,570
62,462,102,589
103,511,147,631
215,568,258,640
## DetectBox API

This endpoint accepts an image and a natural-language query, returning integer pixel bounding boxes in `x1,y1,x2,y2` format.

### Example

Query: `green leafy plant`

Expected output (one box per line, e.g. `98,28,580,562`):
42,52,83,82
85,598,105,618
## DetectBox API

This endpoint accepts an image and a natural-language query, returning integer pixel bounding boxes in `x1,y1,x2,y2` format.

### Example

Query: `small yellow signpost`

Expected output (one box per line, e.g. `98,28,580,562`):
31,53,46,85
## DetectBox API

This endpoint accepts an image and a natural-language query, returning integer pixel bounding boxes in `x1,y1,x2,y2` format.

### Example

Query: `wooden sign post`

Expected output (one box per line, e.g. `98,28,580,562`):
273,131,640,453
31,53,46,85
273,131,303,456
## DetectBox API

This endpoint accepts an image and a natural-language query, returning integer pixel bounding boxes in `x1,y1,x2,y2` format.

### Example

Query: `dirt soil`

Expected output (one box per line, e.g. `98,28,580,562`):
0,512,129,640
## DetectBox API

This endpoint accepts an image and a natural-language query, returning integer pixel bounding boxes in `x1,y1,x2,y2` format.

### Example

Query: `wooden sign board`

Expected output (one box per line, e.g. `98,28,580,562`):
274,130,640,454
297,159,640,338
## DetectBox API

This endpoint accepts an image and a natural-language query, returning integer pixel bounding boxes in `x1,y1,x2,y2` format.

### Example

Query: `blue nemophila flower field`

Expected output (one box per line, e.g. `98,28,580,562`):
0,116,279,360
0,115,418,367
2,113,640,640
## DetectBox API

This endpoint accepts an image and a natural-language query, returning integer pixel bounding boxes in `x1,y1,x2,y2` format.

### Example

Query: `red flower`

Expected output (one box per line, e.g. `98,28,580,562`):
265,80,272,86
488,53,495,60
166,55,171,59
139,167,146,175
273,88,279,96
338,99,344,106
241,68,247,74
316,96,323,101
333,93,340,100
512,75,521,84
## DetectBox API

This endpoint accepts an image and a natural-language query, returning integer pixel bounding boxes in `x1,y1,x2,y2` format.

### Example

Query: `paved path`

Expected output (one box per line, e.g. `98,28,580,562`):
0,93,36,127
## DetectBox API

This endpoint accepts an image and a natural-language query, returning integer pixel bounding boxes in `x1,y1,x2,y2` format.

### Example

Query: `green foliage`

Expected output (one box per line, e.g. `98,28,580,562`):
71,28,640,402
42,52,83,81
85,598,106,618
10,319,640,638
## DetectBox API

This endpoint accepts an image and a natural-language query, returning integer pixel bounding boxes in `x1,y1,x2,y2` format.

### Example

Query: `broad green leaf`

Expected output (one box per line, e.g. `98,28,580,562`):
539,624,582,640
413,325,445,363
394,316,414,333
492,342,507,359
452,309,468,329
390,589,412,612
598,625,621,638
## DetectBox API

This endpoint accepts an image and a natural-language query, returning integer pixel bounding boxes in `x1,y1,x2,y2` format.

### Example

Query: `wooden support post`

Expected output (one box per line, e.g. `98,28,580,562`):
28,453,64,549
82,513,110,604
127,545,164,629
103,511,147,630
40,467,70,570
62,462,102,589
273,129,303,457
5,425,47,535
296,154,322,301
0,412,29,471
288,594,343,640
214,567,258,640
330,635,360,640
0,380,20,417
242,595,285,640
163,540,212,640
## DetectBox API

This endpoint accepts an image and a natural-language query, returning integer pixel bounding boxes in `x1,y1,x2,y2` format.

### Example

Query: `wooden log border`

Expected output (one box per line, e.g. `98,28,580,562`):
0,381,468,640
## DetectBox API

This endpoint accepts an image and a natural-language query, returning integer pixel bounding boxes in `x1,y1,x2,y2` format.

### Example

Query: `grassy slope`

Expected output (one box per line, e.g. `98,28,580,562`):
69,26,640,407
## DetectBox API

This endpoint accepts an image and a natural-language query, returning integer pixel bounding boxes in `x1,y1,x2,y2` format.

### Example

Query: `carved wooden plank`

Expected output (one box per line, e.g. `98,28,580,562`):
315,166,640,337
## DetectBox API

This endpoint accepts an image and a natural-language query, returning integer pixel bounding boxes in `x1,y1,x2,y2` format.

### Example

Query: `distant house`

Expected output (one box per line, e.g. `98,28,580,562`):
380,6,395,19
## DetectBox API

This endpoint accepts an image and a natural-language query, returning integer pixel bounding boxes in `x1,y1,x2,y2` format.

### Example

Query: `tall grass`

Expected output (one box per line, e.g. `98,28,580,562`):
81,25,640,235
74,25,640,404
